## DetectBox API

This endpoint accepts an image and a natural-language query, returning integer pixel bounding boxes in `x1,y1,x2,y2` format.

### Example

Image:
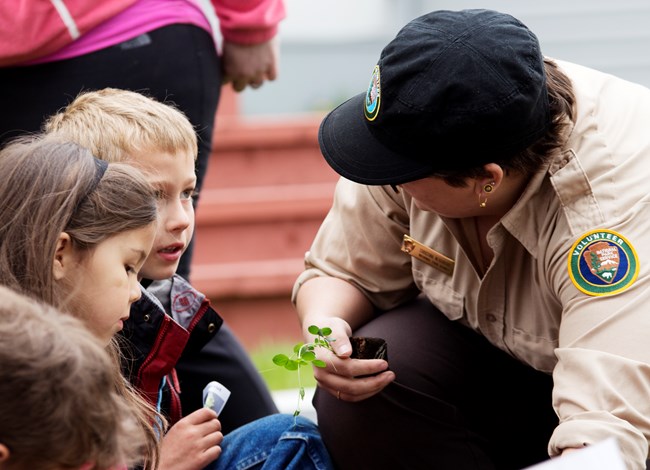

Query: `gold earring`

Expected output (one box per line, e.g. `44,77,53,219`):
479,182,494,208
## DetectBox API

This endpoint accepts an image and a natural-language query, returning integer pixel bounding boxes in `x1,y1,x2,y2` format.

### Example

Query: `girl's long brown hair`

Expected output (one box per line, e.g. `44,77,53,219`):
0,136,165,468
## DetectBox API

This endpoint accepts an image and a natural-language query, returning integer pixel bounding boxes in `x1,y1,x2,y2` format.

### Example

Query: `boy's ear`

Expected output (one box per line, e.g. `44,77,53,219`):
53,232,74,281
0,443,10,463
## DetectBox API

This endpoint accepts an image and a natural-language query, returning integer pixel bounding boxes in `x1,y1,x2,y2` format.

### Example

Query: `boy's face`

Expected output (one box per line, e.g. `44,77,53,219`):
133,148,196,280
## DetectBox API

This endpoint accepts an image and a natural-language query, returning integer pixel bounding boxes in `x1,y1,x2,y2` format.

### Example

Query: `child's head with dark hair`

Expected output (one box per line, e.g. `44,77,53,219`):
0,285,146,470
0,135,158,318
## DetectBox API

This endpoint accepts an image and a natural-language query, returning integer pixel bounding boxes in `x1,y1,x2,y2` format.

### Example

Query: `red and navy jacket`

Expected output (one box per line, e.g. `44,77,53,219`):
120,275,223,424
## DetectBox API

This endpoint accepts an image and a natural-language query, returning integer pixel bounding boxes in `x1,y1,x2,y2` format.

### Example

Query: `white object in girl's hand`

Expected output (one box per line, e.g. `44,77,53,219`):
202,380,230,416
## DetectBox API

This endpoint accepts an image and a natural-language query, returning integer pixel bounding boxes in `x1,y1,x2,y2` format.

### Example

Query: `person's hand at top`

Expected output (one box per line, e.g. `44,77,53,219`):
222,37,279,92
159,408,222,470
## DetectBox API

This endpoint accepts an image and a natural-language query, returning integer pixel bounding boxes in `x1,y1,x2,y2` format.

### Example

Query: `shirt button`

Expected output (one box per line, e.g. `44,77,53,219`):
486,314,497,322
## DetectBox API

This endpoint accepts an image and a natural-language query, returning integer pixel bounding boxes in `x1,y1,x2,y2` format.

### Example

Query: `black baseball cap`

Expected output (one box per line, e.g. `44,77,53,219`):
318,9,551,185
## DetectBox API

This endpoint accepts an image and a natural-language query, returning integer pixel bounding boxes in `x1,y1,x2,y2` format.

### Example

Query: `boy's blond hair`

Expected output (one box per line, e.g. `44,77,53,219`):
44,88,198,162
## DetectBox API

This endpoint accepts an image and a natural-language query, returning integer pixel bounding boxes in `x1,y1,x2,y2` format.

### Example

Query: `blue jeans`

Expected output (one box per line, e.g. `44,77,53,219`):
206,414,334,470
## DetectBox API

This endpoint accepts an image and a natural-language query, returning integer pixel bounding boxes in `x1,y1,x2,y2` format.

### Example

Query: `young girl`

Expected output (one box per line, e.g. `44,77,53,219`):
0,136,333,469
0,285,147,470
0,136,164,469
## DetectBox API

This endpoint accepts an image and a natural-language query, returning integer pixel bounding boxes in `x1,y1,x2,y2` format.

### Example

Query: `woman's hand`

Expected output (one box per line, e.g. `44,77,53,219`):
159,408,223,470
306,316,395,402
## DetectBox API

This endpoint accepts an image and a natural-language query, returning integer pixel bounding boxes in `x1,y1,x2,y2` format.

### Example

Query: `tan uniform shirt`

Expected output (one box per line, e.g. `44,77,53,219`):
294,60,650,468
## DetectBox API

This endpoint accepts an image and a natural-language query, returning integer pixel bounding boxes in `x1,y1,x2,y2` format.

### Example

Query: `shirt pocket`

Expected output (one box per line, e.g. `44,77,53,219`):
413,266,465,321
508,327,557,373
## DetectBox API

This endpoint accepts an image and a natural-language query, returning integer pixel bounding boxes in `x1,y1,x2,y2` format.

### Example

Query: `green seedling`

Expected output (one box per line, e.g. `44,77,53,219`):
272,325,335,417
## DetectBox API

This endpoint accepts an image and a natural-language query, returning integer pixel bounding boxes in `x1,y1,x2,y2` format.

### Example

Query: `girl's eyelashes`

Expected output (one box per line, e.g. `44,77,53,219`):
125,265,137,275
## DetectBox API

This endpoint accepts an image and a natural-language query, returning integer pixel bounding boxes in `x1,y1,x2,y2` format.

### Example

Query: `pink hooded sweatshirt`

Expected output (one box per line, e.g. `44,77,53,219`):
0,0,285,66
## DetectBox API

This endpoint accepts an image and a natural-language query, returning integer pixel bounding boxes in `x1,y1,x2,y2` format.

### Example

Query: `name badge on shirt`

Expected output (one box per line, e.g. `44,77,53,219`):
401,234,454,276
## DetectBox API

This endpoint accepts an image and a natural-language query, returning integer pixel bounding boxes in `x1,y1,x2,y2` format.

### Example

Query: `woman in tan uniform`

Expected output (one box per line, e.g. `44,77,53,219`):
294,9,650,470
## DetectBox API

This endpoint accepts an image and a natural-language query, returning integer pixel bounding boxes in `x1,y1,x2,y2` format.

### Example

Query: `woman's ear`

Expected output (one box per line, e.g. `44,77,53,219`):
474,163,504,195
53,232,74,281
0,443,10,463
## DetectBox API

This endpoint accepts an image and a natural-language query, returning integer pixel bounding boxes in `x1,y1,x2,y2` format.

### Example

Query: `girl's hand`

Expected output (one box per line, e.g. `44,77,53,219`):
307,317,395,402
159,408,222,470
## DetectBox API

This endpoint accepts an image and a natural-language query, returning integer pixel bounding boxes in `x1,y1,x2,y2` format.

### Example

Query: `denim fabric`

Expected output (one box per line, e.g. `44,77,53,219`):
207,414,334,470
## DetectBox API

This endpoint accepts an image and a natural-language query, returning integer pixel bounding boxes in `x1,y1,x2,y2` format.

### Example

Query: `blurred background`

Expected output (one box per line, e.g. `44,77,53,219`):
192,0,650,391
243,0,650,117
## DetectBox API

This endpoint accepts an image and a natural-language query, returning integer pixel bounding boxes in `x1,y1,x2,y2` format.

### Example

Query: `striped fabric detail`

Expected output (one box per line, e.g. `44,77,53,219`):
194,0,219,36
49,0,80,39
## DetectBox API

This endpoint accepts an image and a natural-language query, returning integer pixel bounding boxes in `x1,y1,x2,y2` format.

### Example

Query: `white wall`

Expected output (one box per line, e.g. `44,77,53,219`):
240,1,650,116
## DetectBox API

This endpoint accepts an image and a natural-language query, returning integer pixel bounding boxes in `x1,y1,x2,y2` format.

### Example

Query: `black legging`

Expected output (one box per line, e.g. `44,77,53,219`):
0,23,220,280
314,297,558,470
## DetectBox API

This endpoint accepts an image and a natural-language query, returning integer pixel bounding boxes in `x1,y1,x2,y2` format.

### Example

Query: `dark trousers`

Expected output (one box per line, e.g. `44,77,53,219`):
314,297,558,470
176,323,279,434
0,23,221,280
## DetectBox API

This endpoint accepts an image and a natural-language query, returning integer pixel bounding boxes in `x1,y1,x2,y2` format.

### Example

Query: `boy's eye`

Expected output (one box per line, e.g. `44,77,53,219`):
181,188,196,200
125,265,136,274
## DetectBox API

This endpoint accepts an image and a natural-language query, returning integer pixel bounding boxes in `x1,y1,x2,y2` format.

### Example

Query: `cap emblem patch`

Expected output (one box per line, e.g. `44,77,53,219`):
364,65,381,121
567,229,639,296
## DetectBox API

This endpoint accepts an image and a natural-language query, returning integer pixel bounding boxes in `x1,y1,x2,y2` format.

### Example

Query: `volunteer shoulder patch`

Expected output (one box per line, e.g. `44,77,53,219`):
568,229,639,296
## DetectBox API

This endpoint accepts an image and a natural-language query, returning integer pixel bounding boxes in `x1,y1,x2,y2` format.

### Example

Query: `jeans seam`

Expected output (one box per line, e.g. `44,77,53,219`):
235,450,270,470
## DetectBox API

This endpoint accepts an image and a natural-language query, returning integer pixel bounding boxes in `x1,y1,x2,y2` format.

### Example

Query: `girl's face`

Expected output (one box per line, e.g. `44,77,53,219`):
55,225,156,344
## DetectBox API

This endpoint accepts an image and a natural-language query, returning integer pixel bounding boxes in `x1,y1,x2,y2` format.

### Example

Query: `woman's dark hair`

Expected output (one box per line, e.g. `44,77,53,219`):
433,58,576,186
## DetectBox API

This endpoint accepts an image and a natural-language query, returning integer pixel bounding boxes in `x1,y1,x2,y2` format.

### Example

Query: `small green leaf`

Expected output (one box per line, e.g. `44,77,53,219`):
293,342,304,354
312,359,326,368
299,387,305,400
272,354,289,366
302,351,316,362
308,325,320,335
284,360,299,371
293,409,301,417
321,327,332,336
